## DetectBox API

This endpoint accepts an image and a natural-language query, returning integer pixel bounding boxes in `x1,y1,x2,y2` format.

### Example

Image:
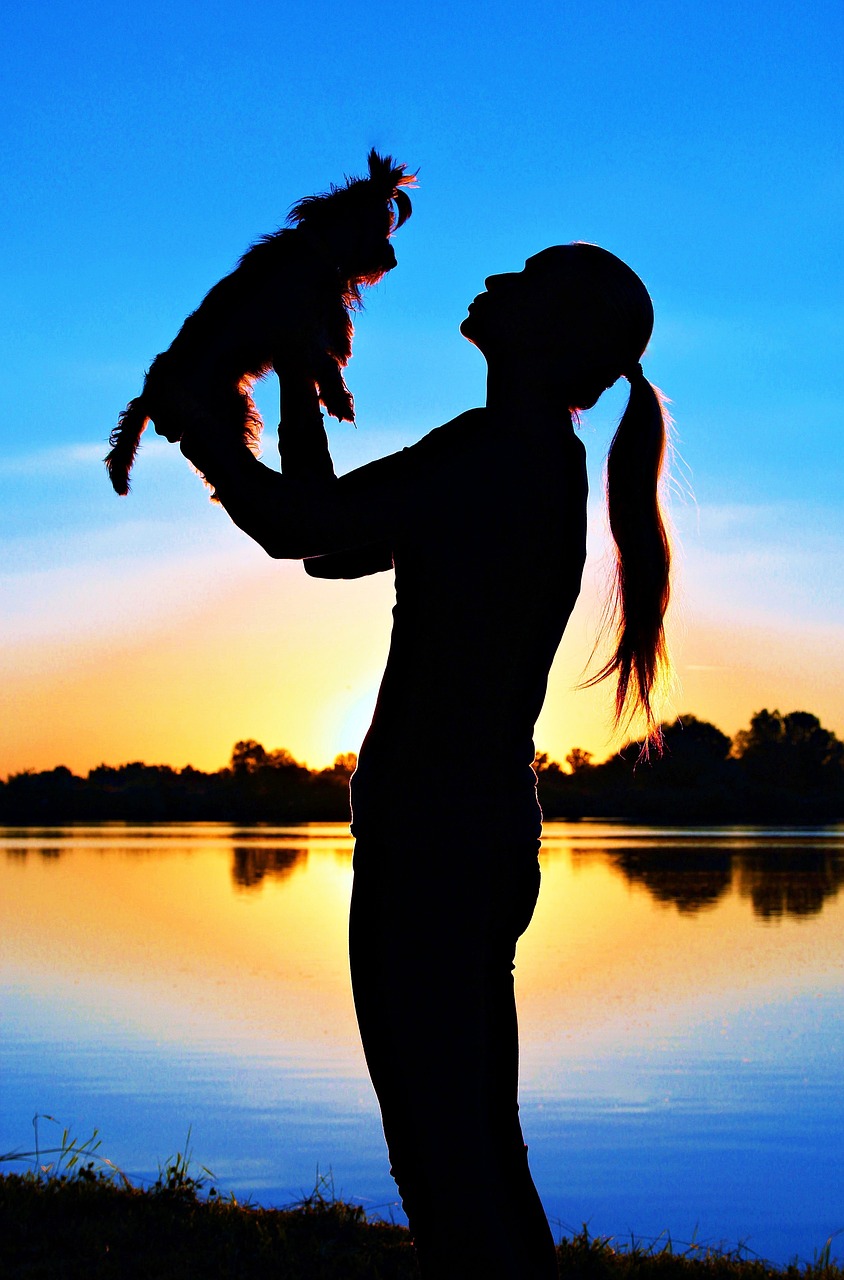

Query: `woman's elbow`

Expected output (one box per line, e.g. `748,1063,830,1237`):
262,536,307,561
227,514,306,560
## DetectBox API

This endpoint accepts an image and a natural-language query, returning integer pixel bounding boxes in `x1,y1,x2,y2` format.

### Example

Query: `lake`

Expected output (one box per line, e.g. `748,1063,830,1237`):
2,821,843,1264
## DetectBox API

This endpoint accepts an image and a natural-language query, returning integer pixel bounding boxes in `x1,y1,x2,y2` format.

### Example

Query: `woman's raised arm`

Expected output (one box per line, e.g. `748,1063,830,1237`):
177,378,406,563
277,372,395,578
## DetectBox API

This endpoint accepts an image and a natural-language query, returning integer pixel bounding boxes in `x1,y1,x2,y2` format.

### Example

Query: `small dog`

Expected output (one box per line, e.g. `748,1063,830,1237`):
105,150,415,494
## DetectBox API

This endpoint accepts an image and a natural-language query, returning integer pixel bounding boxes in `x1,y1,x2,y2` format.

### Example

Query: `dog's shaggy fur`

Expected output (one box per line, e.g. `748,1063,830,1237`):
105,151,415,495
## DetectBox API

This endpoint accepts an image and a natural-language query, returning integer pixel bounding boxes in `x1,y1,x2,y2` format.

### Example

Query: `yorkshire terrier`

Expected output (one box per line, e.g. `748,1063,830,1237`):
105,150,415,495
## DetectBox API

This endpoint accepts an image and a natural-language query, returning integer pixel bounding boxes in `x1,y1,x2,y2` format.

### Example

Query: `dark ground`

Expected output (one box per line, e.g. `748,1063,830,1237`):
1,1171,841,1280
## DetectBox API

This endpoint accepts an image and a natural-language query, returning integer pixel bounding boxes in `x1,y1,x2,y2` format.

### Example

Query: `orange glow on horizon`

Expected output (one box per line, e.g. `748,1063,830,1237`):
3,551,844,779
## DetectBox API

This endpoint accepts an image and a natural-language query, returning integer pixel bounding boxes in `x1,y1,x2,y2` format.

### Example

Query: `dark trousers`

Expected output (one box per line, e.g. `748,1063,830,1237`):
349,836,557,1279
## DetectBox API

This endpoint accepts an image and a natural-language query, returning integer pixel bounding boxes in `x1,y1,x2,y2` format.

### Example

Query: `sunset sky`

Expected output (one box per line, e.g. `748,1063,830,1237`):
2,0,842,777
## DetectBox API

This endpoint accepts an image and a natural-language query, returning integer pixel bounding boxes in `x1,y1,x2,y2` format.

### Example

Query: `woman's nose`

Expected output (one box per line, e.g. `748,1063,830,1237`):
484,271,518,291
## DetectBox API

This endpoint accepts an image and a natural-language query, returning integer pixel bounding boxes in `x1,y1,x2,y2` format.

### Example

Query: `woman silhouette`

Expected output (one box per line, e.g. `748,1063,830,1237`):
175,243,671,1279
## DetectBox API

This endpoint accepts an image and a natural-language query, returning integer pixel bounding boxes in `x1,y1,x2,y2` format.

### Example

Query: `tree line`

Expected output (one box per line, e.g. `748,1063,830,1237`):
537,708,844,822
2,708,843,825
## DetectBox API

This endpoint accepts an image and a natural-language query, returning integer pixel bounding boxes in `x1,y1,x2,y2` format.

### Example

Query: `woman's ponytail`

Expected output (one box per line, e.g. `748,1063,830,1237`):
518,241,671,747
586,365,672,749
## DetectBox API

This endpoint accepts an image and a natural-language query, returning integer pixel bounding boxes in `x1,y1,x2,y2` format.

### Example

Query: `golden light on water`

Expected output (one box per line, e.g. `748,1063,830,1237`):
0,827,360,1052
518,834,843,1048
4,822,844,1265
4,824,842,1066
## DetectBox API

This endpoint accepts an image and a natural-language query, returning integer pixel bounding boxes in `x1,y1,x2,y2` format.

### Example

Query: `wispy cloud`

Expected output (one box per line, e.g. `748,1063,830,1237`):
1,535,265,648
672,498,844,629
0,438,173,477
581,493,844,634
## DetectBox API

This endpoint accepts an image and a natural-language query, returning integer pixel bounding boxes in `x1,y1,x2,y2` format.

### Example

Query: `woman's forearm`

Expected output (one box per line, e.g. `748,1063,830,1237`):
178,429,336,558
177,374,338,558
179,425,404,561
211,452,335,558
176,362,409,559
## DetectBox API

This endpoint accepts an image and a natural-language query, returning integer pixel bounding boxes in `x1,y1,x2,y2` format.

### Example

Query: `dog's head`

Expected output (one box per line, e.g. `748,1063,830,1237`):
289,151,416,287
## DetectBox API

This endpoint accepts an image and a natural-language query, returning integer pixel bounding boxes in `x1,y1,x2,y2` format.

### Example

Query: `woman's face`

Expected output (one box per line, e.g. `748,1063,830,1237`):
460,249,573,357
461,246,652,397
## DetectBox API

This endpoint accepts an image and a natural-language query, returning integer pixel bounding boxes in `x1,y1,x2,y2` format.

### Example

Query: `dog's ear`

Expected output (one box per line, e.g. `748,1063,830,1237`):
366,150,417,230
392,187,413,229
288,153,416,234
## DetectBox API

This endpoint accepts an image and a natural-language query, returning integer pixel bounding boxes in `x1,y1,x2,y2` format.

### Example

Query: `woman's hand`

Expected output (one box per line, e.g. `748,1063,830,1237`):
277,367,337,482
148,382,252,488
178,420,241,483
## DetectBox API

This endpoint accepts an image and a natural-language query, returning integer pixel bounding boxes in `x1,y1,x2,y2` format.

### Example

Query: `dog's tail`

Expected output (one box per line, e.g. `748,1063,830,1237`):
105,397,148,495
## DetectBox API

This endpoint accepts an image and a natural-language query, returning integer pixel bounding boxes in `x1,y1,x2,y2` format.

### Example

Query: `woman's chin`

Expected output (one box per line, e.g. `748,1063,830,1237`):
459,312,478,341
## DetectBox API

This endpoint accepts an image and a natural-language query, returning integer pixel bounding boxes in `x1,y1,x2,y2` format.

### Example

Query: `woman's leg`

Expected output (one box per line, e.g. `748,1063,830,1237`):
349,838,557,1279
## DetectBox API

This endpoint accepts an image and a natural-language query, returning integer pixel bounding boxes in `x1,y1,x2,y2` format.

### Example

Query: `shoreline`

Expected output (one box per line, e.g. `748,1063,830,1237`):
3,1169,842,1280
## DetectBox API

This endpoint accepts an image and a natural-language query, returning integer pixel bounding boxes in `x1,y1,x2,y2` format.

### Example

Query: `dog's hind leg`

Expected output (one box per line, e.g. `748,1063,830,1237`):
236,386,264,453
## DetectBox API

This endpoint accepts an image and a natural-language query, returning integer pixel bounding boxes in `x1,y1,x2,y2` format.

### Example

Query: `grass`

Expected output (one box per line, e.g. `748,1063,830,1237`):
2,1120,843,1280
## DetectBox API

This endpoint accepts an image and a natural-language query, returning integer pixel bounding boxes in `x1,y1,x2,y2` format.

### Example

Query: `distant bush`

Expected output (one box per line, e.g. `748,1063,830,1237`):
0,746,355,824
3,710,843,825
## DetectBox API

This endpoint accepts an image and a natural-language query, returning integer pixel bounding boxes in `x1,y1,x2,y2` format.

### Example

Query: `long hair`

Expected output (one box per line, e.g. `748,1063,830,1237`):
584,367,672,749
556,244,672,749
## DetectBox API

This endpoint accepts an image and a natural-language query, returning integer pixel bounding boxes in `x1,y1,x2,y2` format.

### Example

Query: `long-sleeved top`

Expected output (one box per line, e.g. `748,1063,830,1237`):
294,408,589,840
207,403,587,840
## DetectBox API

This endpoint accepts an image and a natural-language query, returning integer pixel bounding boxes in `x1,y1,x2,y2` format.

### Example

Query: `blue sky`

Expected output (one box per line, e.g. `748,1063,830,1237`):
2,0,843,772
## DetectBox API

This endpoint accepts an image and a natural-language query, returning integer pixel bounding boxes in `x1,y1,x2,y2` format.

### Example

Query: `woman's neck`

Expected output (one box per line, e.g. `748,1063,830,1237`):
484,365,574,434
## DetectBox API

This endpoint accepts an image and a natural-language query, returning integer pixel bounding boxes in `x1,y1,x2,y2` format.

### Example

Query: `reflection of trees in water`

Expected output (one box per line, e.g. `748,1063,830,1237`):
735,852,844,920
609,847,732,914
603,845,844,920
4,846,62,860
231,845,307,889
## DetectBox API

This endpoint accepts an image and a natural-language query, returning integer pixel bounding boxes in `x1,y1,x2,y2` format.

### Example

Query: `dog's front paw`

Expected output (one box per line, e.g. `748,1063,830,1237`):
154,425,183,444
320,387,355,423
151,414,183,444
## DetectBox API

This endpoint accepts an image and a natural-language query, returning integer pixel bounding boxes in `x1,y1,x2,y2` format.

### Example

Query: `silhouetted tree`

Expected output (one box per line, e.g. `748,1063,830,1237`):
734,709,844,793
565,748,593,774
230,740,269,773
0,765,83,822
620,715,731,777
534,752,562,777
330,752,358,778
665,714,731,760
534,751,573,816
2,713,843,824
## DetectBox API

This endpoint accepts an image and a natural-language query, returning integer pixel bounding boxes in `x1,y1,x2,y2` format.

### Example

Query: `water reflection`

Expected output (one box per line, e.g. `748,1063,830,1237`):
7,825,844,922
231,845,307,888
2,821,844,1264
4,845,61,859
609,847,732,914
736,851,844,919
600,844,844,919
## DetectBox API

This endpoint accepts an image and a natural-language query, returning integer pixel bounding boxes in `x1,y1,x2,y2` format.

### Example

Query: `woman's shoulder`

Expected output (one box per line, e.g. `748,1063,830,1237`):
398,410,491,474
334,410,487,504
410,408,487,452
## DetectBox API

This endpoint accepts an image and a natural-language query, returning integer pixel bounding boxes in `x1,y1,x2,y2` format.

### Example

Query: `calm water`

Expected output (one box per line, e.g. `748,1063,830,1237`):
2,821,843,1263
